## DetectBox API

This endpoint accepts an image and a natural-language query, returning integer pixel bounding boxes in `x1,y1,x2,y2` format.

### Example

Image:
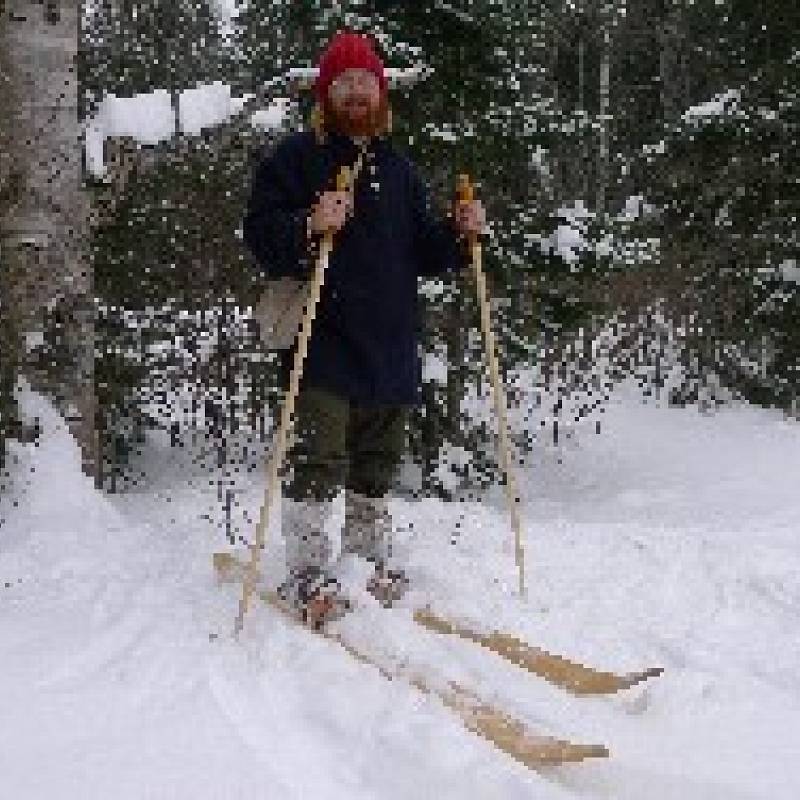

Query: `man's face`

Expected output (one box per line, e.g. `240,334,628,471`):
326,69,382,137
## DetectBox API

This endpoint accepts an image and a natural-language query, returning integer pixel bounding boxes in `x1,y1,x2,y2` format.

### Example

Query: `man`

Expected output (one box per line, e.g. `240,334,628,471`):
243,31,485,627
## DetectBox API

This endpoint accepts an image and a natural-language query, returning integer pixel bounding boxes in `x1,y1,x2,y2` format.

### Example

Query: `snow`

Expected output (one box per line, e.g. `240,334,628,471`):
98,89,176,144
619,194,655,222
250,96,293,131
83,60,430,177
423,123,460,143
534,200,660,267
682,89,742,123
85,87,291,178
207,0,246,45
780,259,800,285
179,82,233,136
84,90,174,176
288,66,433,91
548,201,593,264
2,377,800,799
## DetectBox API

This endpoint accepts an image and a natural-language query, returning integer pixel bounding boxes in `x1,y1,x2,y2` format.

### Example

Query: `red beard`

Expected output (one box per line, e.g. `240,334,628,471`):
322,95,390,138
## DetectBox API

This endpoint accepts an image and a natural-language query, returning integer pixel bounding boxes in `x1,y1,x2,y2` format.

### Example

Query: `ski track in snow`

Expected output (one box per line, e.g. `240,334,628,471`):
1,380,799,799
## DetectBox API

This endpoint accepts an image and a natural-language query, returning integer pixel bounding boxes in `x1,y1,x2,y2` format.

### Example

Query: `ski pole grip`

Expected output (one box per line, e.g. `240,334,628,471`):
456,173,475,206
336,165,351,192
318,166,352,245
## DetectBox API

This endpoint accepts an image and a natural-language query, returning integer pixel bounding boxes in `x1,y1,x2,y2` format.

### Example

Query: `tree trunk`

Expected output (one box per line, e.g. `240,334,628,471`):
0,0,100,482
577,33,588,205
659,6,684,123
596,25,610,215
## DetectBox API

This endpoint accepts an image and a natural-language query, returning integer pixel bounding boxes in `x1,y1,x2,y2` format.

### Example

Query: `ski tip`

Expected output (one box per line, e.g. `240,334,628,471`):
514,739,610,768
645,666,665,678
625,666,665,688
564,742,611,763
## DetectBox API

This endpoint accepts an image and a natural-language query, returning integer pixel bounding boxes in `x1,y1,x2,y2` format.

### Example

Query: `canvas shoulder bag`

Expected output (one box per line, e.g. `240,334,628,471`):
253,144,369,350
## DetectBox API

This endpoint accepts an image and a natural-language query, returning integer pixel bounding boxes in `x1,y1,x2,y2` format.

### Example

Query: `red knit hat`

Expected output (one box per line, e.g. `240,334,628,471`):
315,32,387,102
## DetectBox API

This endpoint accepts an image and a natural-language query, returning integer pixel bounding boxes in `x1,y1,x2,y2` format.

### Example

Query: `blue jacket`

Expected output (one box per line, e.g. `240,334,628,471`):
243,130,467,406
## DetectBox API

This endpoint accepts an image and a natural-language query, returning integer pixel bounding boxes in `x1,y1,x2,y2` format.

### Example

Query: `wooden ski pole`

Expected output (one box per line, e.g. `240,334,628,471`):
456,174,526,598
234,166,352,634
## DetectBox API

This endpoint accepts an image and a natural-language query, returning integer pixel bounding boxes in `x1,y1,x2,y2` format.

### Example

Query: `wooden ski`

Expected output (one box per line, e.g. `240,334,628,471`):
213,552,608,768
216,552,661,696
413,607,663,696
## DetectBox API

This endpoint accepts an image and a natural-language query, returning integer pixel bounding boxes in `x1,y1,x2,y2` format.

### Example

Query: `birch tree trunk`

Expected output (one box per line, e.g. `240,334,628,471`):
0,0,100,481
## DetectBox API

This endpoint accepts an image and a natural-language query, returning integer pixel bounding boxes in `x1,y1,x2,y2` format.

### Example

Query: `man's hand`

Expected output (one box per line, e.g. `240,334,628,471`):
453,198,487,239
308,190,353,236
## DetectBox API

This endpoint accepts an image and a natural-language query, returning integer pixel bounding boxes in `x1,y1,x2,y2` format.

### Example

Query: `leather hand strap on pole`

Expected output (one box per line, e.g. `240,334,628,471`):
234,165,353,635
456,174,526,598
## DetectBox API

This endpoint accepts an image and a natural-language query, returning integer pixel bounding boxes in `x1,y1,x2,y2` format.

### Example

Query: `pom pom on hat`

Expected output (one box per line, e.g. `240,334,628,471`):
315,31,387,102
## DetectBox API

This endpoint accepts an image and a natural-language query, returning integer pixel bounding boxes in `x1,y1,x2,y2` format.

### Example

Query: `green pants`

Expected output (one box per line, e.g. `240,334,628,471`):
283,387,409,502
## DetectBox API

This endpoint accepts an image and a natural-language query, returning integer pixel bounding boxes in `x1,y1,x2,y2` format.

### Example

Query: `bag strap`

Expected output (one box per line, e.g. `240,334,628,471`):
348,142,370,190
303,141,370,263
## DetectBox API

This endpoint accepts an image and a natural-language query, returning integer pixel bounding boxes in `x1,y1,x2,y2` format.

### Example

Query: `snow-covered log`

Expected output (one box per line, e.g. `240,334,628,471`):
285,65,433,91
83,65,432,180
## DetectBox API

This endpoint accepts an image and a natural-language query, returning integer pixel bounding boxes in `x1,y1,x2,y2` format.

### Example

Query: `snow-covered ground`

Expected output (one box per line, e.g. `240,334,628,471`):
1,379,799,799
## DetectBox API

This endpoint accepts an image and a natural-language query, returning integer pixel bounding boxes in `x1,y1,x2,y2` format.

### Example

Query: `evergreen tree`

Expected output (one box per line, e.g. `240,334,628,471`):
75,0,799,496
78,0,256,491
81,0,229,121
628,0,799,411
231,1,614,495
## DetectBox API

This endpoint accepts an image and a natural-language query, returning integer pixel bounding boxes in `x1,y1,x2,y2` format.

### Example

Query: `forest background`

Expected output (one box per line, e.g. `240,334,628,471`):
1,1,797,529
